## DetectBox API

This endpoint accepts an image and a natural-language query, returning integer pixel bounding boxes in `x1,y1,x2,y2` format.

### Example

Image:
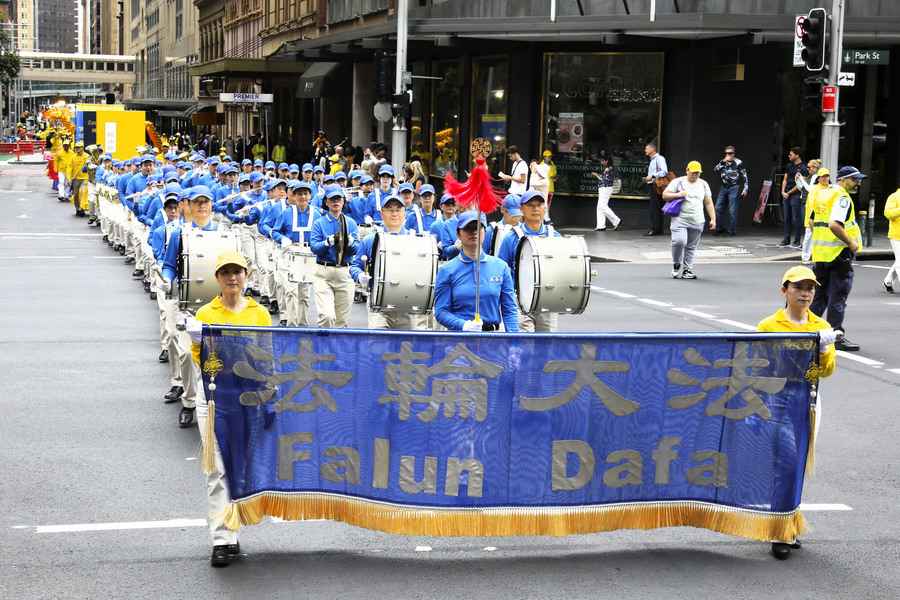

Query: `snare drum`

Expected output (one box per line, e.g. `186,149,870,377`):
514,235,590,315
369,232,439,314
179,228,241,311
284,246,316,284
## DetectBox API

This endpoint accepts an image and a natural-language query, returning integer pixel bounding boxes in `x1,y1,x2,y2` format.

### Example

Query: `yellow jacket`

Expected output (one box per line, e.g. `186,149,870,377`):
804,182,833,228
884,189,900,241
191,296,272,365
251,143,266,160
55,149,72,174
272,144,286,163
547,162,557,194
757,308,835,379
67,151,90,181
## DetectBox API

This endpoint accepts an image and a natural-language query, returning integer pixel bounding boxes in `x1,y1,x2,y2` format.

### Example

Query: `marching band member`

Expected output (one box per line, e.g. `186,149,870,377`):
288,163,300,180
148,187,183,375
278,162,290,179
497,190,561,332
350,194,422,330
160,185,222,428
365,165,397,225
310,185,359,328
188,250,271,568
484,194,523,255
241,158,253,174
405,183,440,235
434,211,519,332
397,182,416,211
260,179,289,317
431,193,461,260
253,159,264,173
273,181,321,326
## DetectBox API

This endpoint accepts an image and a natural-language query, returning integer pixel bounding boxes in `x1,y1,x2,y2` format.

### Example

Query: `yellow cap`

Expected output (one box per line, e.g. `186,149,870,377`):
686,160,702,173
816,167,830,178
782,266,819,286
214,251,249,274
74,140,84,147
542,150,553,157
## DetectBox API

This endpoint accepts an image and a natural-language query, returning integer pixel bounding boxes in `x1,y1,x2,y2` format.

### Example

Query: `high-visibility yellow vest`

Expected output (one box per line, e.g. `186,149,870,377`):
811,188,862,263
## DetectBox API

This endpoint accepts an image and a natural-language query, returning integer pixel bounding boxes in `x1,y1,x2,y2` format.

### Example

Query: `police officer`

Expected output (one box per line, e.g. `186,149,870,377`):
273,181,321,326
497,190,561,332
350,194,422,330
434,211,520,332
310,185,359,328
810,166,864,352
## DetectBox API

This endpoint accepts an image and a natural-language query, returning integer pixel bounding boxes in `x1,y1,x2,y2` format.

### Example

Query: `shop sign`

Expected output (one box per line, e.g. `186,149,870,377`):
219,93,274,104
557,113,584,153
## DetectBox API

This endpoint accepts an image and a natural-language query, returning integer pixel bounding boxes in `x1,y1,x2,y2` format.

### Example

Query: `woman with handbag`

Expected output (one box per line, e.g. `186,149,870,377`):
590,155,621,231
661,161,717,279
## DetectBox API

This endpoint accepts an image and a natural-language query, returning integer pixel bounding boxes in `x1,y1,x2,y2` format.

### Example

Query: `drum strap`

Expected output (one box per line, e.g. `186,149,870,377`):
414,205,424,233
291,205,316,239
336,214,348,265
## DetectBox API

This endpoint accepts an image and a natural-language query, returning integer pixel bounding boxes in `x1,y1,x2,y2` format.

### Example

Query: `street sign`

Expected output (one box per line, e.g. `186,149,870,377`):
793,15,806,67
219,93,274,104
842,49,890,65
837,72,856,87
821,85,838,113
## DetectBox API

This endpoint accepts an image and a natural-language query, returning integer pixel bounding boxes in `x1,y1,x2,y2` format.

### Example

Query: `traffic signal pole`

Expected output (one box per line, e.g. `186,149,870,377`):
820,0,845,172
391,0,409,172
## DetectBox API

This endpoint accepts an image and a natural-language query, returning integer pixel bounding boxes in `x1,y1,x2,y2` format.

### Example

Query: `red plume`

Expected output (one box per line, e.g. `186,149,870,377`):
443,156,504,213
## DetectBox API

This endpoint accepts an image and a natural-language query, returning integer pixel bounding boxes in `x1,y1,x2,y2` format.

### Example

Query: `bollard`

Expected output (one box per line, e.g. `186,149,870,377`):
14,140,20,162
858,211,868,247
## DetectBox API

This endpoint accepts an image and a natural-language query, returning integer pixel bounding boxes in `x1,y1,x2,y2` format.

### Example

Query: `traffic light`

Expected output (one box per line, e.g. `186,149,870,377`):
391,90,412,119
800,8,828,71
375,51,394,101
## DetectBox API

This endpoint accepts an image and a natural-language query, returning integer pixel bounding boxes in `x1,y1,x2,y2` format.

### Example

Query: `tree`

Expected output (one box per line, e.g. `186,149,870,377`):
0,27,19,88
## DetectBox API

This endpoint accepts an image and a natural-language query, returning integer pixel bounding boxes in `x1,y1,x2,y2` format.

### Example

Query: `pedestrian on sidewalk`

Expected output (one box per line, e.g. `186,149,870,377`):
591,155,620,231
643,142,668,236
499,145,528,195
662,160,716,280
780,147,808,248
810,165,864,352
713,145,749,236
883,186,900,293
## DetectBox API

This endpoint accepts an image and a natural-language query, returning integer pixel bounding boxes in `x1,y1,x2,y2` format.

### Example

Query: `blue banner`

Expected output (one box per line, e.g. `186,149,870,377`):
201,328,818,541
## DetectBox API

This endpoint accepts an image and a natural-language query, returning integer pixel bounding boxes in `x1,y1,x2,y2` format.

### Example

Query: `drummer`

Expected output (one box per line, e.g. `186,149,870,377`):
310,185,359,328
273,181,321,326
434,211,519,332
350,194,423,330
497,190,561,332
405,184,440,235
484,194,523,255
365,165,397,225
160,185,223,428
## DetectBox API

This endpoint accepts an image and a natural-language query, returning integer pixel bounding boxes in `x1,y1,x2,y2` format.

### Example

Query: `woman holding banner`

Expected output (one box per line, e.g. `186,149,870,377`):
757,265,837,560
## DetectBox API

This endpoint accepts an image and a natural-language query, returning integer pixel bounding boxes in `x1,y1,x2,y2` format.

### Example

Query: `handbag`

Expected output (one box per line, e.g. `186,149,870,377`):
661,198,684,216
654,170,677,194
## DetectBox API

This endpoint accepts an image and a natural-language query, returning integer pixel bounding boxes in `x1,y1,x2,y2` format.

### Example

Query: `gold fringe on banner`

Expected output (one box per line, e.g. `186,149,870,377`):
220,493,807,543
806,402,817,478
201,399,216,475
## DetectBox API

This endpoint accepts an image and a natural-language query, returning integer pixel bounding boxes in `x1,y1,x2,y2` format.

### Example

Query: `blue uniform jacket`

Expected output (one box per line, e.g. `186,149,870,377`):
259,199,287,238
364,187,397,224
310,212,359,265
431,215,460,261
405,206,441,235
434,253,519,332
273,204,321,245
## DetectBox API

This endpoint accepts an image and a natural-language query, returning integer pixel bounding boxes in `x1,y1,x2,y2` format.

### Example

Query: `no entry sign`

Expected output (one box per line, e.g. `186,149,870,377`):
821,85,838,113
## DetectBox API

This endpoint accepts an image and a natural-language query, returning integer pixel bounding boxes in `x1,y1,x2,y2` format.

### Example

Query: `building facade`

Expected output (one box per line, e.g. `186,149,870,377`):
37,0,78,53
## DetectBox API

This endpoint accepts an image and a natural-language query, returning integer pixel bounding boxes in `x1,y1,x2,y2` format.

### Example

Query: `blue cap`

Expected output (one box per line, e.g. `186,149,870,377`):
348,170,361,181
238,173,250,184
382,194,404,208
836,166,866,180
302,163,314,172
179,187,193,201
165,173,179,183
217,164,227,174
209,157,220,165
503,194,522,216
334,171,347,181
177,161,189,169
254,159,264,167
278,162,289,170
141,154,154,164
148,173,162,183
378,164,395,177
360,174,374,185
102,153,112,160
190,154,203,162
325,184,345,199
164,183,182,200
265,160,276,169
439,193,456,205
519,190,546,205
398,182,414,194
189,185,214,202
297,181,313,192
165,151,177,160
223,155,233,162
264,179,278,191
419,184,435,196
287,179,302,191
249,172,264,183
313,165,325,174
456,211,488,230
323,174,335,184
289,163,300,173
241,158,252,166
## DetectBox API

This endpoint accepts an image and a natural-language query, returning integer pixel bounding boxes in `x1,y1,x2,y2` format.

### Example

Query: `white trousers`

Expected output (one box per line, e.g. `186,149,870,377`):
596,186,620,229
57,172,68,199
520,312,559,333
283,280,314,326
367,309,424,330
886,239,900,287
196,400,238,546
172,325,199,408
313,264,354,328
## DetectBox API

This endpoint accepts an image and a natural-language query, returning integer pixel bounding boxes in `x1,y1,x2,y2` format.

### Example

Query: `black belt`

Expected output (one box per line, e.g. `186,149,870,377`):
316,259,348,268
482,322,500,332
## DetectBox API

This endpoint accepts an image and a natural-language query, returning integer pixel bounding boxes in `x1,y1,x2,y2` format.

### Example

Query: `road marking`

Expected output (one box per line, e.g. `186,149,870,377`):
0,232,102,237
638,298,673,308
836,351,883,367
598,289,636,299
6,255,75,260
414,545,432,552
184,457,197,461
483,546,498,552
716,319,757,331
672,307,717,319
887,368,900,375
858,264,890,270
34,518,207,533
16,214,28,219
799,503,853,511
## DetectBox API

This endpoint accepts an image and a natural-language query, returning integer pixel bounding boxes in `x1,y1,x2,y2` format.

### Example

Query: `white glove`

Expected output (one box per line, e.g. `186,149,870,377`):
160,278,172,294
358,272,371,287
818,328,838,349
364,215,374,225
453,238,463,250
326,234,335,247
280,237,292,248
186,315,203,344
462,320,482,332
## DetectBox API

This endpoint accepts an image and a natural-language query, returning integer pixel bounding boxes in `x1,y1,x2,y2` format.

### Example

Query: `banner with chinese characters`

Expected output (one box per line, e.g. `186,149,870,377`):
200,328,819,542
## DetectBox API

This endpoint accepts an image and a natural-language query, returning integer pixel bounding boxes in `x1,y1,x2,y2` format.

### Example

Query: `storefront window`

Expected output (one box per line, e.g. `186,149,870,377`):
470,57,508,174
409,61,431,176
542,52,663,197
431,60,462,178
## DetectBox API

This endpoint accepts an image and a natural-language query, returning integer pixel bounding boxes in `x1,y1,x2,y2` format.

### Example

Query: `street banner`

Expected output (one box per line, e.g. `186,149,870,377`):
200,328,820,542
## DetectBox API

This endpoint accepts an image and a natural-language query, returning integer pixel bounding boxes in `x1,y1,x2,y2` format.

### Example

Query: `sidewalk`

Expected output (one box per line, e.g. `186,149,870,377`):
559,226,893,263
4,152,47,165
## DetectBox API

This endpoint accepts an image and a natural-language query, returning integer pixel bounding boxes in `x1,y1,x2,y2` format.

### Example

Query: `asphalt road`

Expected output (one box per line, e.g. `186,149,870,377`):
1,165,898,600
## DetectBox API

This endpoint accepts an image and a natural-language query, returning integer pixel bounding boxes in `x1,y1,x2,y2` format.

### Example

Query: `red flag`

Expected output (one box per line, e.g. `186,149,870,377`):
443,156,503,213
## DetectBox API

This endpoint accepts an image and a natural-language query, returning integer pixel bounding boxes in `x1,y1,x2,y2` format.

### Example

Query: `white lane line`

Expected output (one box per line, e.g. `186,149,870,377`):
0,232,102,237
836,351,884,367
672,307,717,319
483,546,498,552
638,298,673,308
5,255,75,259
888,368,900,375
414,546,432,552
858,264,890,270
35,518,207,533
716,319,757,331
599,290,636,299
799,503,853,511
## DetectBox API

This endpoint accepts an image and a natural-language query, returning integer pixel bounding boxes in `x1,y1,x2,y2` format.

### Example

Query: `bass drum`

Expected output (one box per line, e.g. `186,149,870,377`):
369,232,439,314
515,235,591,315
489,223,514,256
179,228,242,311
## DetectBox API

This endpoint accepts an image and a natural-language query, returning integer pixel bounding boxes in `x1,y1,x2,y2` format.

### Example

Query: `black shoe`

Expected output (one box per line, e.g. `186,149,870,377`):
102,235,109,243
643,230,658,237
279,319,287,326
210,545,231,568
835,337,860,352
149,292,157,300
259,295,270,306
680,268,697,280
178,407,195,428
595,227,606,231
778,239,791,248
790,539,803,550
158,350,169,363
124,256,135,265
164,386,184,403
268,301,279,315
884,281,895,294
131,269,143,278
143,281,151,292
87,216,97,225
354,292,366,304
771,542,792,560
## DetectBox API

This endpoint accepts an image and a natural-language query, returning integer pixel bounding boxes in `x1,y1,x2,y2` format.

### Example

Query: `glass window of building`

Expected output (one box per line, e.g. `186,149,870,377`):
431,60,463,179
470,56,508,175
542,52,663,198
409,61,431,177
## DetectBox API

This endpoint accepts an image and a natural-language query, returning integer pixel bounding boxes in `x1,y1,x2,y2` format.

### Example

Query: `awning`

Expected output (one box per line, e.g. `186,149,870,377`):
296,62,340,99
